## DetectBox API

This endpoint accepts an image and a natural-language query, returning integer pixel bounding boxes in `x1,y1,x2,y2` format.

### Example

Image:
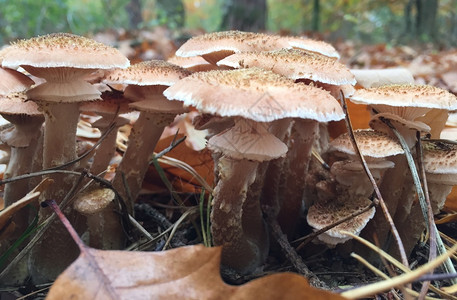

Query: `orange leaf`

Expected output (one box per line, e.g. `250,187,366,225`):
151,134,214,193
47,245,346,300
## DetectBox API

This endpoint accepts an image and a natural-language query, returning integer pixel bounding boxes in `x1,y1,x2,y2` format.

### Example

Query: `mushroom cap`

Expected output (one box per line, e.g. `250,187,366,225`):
0,92,42,116
349,84,457,110
80,90,132,115
103,60,190,86
0,67,34,95
164,67,345,123
73,188,116,215
167,55,218,72
306,197,375,246
283,36,340,59
423,140,457,174
329,129,404,158
129,98,187,114
175,31,290,64
217,49,355,85
208,118,287,162
2,33,129,70
369,112,431,133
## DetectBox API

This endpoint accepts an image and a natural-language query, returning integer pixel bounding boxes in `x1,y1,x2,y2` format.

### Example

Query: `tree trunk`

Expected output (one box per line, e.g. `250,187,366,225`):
156,0,185,29
415,0,438,40
125,0,143,29
312,0,320,32
221,0,267,32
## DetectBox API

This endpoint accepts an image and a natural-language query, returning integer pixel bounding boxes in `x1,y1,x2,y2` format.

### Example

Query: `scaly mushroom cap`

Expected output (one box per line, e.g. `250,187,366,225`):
2,33,130,69
282,36,340,59
0,92,41,116
349,84,457,120
73,188,116,215
217,49,355,85
329,129,404,158
175,31,290,64
0,67,34,95
423,140,457,175
164,67,345,123
0,92,44,147
307,196,375,246
104,60,190,86
167,55,218,72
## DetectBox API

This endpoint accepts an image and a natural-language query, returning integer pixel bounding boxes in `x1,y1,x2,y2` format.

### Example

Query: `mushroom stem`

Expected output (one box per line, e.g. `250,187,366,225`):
211,156,268,273
112,111,172,212
360,155,408,249
29,102,82,283
90,117,128,176
277,119,318,237
260,118,293,213
85,202,123,249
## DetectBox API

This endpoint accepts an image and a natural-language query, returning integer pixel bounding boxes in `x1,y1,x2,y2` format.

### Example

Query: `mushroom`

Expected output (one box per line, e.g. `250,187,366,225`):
218,48,355,235
306,196,375,247
103,60,190,211
421,140,457,215
305,129,403,247
0,93,43,213
1,33,130,283
348,84,457,249
328,129,404,198
80,89,132,176
73,188,121,249
164,67,344,273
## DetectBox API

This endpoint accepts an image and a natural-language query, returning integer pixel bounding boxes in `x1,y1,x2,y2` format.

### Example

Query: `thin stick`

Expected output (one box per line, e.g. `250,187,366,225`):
339,92,409,267
264,209,328,289
416,133,437,296
351,253,442,300
341,231,457,299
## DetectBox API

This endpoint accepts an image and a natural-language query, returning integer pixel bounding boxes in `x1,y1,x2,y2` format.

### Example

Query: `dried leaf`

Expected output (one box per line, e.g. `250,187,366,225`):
151,134,214,193
47,245,345,300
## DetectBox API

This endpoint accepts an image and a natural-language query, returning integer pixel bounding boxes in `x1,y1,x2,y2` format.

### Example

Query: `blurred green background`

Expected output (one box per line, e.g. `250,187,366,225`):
0,0,456,47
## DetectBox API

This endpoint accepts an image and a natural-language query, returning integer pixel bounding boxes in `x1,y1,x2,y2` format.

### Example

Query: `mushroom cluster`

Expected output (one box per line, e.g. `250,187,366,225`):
1,30,456,285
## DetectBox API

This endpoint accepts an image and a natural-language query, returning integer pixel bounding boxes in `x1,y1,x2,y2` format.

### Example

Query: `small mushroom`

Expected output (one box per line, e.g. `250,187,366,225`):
306,196,375,247
103,60,190,212
73,188,122,249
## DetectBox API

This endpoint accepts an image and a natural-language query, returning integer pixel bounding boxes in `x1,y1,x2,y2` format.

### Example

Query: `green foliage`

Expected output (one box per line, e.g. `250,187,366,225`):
0,0,130,44
0,0,456,46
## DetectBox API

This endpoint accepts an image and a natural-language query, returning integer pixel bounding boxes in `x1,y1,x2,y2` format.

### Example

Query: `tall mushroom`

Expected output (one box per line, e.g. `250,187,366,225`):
164,67,344,273
103,60,190,211
218,48,355,235
2,33,130,283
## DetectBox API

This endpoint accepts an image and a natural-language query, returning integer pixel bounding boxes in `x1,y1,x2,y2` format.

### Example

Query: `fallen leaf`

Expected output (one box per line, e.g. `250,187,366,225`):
151,134,214,193
47,245,345,300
